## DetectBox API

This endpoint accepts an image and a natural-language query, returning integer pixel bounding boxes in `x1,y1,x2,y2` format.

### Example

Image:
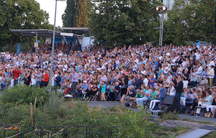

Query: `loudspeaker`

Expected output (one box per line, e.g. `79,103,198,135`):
163,96,175,105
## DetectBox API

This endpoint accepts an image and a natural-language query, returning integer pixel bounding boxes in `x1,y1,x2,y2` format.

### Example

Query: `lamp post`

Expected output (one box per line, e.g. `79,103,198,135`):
156,5,167,46
51,0,65,76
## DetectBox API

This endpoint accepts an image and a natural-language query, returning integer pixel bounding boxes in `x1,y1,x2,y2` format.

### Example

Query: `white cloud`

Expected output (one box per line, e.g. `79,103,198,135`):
36,0,66,27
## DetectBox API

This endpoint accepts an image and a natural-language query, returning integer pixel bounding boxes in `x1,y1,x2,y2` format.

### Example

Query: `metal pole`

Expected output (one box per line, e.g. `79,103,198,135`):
36,33,38,43
159,13,164,46
51,0,58,75
35,33,38,53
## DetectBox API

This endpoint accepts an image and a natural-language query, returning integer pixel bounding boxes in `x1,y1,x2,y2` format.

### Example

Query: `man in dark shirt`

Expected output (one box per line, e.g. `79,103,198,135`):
113,81,121,101
173,76,184,113
135,75,143,89
55,72,62,88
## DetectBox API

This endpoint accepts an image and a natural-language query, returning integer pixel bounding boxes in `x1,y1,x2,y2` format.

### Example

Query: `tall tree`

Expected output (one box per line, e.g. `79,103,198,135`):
164,0,216,45
62,0,91,27
0,0,50,51
76,0,91,27
89,0,160,47
62,0,78,27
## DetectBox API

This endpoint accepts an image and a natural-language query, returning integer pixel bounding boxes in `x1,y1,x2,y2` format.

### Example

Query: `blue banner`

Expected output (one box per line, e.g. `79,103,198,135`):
16,43,21,55
196,41,200,49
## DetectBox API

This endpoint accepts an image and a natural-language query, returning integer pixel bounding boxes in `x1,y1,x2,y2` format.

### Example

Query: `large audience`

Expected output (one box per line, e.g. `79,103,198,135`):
0,44,216,117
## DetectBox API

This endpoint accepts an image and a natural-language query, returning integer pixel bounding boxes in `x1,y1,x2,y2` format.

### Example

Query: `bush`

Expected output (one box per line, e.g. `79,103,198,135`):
0,90,183,137
0,103,30,126
0,100,182,138
0,86,49,106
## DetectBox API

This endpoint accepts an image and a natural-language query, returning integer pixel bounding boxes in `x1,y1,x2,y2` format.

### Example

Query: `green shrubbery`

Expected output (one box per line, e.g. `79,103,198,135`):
0,86,49,106
0,86,182,137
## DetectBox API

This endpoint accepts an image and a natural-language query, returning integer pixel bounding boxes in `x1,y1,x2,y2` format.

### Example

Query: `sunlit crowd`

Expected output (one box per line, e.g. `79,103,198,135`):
0,44,216,117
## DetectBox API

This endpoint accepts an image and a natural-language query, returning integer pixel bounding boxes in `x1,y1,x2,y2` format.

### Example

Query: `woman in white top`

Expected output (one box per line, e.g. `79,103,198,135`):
30,74,37,86
200,90,213,117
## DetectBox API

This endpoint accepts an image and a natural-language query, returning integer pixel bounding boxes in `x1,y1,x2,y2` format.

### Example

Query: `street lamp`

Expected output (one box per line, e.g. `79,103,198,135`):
51,0,65,76
156,5,167,46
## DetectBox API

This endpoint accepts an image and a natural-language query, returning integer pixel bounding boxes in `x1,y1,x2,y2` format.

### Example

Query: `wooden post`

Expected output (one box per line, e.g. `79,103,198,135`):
30,103,33,127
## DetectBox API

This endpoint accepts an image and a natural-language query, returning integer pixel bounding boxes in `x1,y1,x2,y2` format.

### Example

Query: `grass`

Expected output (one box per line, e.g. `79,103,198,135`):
154,126,189,138
181,118,216,125
202,131,216,138
160,112,179,121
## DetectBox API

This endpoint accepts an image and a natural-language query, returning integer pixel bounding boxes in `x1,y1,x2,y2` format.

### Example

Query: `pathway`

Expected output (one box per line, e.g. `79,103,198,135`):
177,129,213,138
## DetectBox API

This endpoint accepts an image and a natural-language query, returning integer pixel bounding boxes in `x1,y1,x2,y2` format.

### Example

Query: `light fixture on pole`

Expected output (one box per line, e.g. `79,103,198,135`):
156,5,167,46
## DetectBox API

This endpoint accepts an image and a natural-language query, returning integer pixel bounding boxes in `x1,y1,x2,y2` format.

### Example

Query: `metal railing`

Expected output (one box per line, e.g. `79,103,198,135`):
0,125,119,138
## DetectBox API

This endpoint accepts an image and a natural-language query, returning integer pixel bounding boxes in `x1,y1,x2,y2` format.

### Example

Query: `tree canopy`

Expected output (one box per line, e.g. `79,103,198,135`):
89,0,160,47
0,0,50,51
62,0,78,27
62,0,91,27
164,0,216,45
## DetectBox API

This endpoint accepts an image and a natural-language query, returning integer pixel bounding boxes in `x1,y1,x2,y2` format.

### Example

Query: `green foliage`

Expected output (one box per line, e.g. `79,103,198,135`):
89,0,160,47
0,0,51,51
0,103,30,125
62,0,91,27
62,0,78,27
0,86,49,106
76,0,91,27
203,131,216,138
0,89,185,137
164,0,216,45
0,94,184,138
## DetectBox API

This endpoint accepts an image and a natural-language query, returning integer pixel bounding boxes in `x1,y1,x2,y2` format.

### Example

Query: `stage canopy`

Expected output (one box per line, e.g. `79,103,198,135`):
10,29,62,37
10,29,81,51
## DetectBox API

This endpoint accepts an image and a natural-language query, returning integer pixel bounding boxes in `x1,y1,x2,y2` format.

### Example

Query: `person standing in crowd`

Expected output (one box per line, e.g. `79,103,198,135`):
0,72,6,90
40,71,49,87
71,70,80,93
98,81,107,101
35,70,42,87
55,72,62,88
31,72,37,86
159,83,168,103
207,65,215,87
12,66,21,86
173,75,184,113
23,71,31,86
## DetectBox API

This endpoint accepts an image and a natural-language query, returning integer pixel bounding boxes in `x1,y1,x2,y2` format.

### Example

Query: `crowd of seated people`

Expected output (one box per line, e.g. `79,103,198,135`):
180,86,216,117
0,44,215,117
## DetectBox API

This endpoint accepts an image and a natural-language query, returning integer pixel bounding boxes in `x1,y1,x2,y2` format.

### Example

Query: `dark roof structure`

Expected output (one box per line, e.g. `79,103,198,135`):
10,29,62,37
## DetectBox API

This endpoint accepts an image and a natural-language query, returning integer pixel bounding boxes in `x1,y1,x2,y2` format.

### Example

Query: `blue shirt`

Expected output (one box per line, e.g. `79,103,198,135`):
159,88,167,98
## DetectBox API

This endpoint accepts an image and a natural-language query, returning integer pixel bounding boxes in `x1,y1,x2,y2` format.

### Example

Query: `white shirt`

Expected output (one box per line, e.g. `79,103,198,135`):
100,75,108,82
169,86,176,96
195,53,201,60
31,78,36,86
143,78,149,87
204,95,213,105
207,67,215,78
208,61,215,67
